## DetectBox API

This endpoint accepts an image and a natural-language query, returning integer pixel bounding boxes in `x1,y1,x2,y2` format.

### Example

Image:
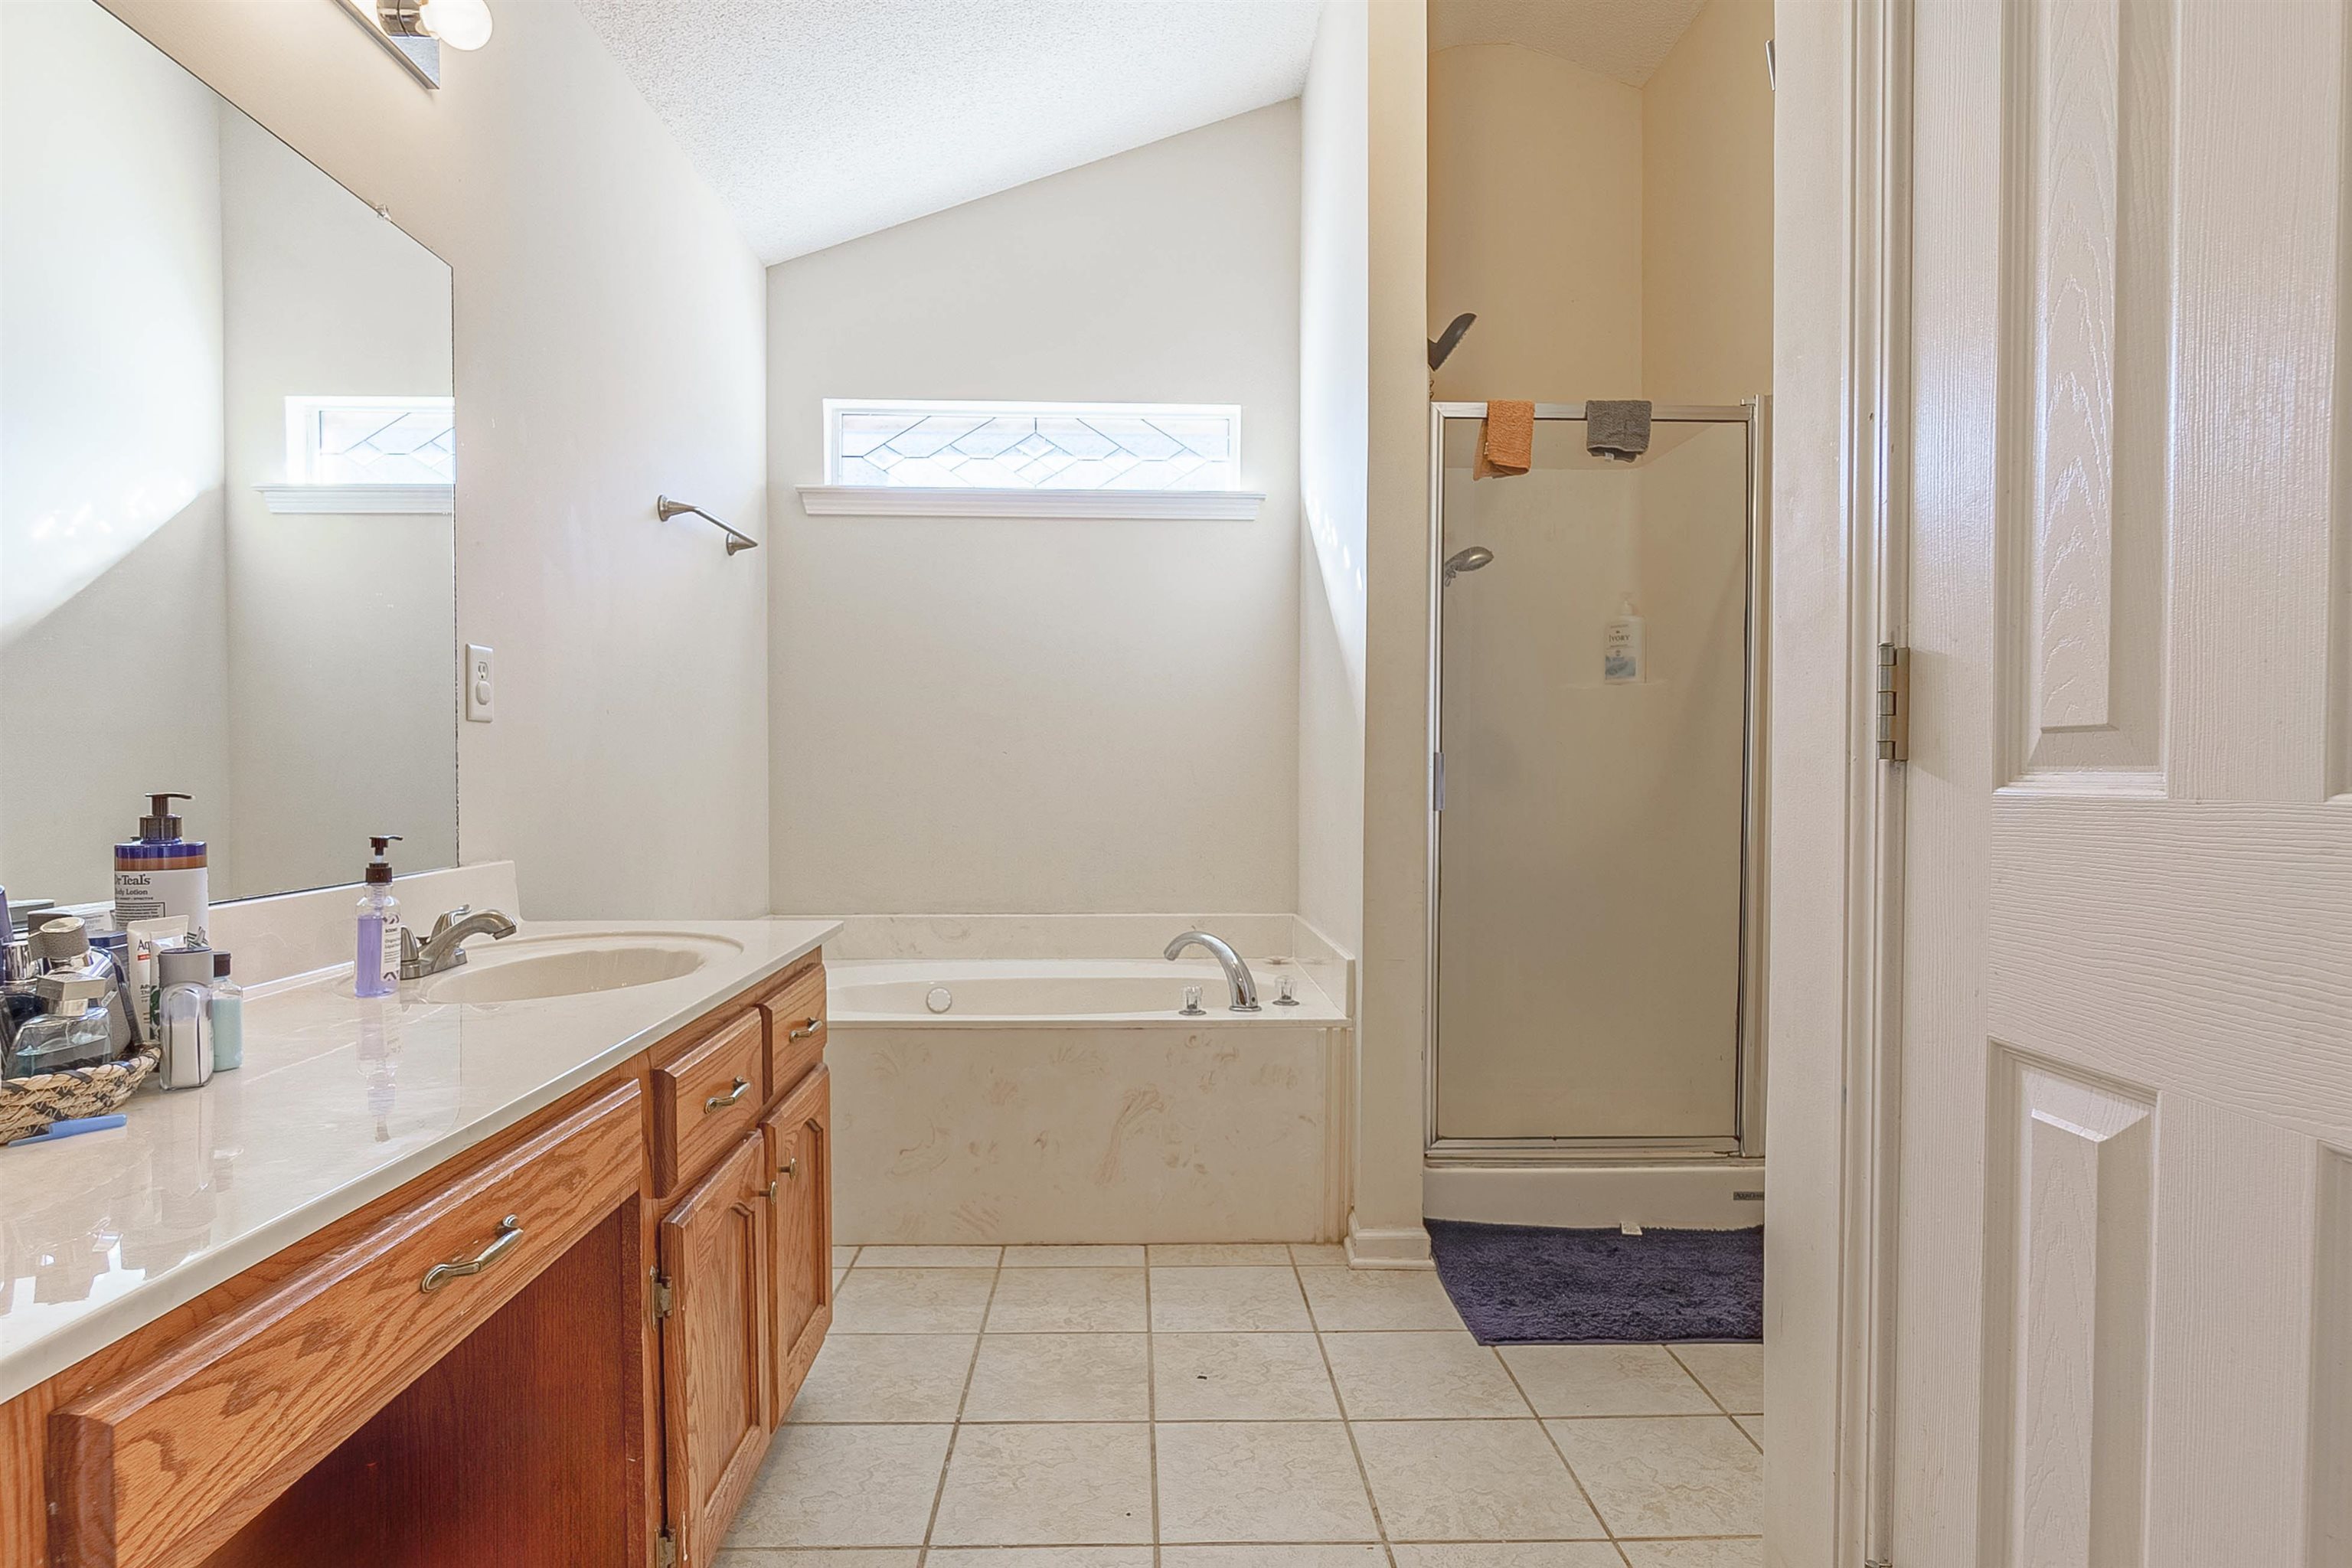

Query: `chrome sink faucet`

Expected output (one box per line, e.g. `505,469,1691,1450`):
400,906,518,980
1165,929,1260,1012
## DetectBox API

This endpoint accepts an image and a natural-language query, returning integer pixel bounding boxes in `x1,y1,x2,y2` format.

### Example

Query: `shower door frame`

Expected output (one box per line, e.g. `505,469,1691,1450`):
1423,398,1770,1164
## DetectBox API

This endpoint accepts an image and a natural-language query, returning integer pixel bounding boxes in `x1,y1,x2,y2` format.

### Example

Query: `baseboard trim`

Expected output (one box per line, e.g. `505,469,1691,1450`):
1345,1214,1434,1269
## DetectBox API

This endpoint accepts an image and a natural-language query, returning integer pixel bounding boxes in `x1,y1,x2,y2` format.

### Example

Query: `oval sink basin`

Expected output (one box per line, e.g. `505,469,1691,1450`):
416,931,742,1004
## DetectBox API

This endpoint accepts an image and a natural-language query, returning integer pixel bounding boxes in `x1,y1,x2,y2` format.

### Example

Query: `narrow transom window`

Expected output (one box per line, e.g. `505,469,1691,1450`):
825,399,1241,492
285,395,456,485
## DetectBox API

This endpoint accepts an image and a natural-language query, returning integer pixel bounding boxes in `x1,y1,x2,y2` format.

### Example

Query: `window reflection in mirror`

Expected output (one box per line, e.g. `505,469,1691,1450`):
1,0,458,913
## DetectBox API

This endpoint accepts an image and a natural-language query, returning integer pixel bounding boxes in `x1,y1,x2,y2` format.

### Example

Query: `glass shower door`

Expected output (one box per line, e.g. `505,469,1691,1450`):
1432,411,1756,1148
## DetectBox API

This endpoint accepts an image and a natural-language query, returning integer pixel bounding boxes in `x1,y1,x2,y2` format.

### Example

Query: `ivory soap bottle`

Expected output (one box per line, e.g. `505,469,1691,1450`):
1602,596,1647,684
113,792,209,936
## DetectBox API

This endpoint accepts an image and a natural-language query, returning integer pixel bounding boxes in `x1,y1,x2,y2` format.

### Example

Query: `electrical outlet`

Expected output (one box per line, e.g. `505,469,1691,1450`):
465,644,495,723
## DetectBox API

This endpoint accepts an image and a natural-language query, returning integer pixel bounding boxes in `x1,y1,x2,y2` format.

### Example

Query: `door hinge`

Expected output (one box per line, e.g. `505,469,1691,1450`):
1876,643,1910,762
652,1269,675,1321
656,1527,678,1567
1432,750,1446,811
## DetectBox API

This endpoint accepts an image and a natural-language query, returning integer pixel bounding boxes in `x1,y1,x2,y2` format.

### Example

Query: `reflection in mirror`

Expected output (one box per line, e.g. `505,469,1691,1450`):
1,0,458,916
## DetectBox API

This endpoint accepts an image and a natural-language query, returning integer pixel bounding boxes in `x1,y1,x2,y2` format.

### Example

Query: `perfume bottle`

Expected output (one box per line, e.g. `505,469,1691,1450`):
8,973,116,1076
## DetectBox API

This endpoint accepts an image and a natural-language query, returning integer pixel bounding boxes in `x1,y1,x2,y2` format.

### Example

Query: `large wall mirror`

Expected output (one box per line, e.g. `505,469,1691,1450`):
1,0,458,913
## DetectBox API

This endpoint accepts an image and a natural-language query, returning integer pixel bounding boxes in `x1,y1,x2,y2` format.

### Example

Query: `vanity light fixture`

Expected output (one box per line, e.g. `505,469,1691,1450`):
338,0,492,90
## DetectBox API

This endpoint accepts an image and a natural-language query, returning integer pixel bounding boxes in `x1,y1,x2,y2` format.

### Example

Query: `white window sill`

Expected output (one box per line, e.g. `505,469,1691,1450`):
796,485,1263,521
257,483,453,515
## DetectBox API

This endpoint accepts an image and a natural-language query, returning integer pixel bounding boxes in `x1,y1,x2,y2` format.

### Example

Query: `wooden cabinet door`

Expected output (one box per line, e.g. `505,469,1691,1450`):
762,1065,831,1422
658,1132,770,1568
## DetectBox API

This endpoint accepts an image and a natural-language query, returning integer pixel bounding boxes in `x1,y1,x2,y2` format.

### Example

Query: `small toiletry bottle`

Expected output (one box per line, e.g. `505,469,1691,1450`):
8,974,116,1076
354,835,404,998
0,889,37,1058
123,916,190,1045
155,946,214,1089
209,952,243,1072
114,793,210,938
31,919,136,1057
1603,596,1647,684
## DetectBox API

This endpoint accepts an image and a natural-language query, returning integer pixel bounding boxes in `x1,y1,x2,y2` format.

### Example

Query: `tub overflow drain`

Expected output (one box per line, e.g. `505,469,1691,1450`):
925,985,953,1014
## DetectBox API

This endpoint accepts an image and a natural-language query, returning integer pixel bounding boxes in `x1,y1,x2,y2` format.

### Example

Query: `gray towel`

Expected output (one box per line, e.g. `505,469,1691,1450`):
1586,400,1651,462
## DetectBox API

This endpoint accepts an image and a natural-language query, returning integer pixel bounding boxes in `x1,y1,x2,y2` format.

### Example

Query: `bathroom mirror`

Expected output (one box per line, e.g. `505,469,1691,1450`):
0,0,458,913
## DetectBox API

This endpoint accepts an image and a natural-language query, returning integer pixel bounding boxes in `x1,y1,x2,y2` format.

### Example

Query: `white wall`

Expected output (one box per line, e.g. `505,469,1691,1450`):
1642,0,1775,405
1297,0,1370,959
219,109,457,897
105,0,771,920
0,0,230,908
766,104,1302,918
1426,44,1645,403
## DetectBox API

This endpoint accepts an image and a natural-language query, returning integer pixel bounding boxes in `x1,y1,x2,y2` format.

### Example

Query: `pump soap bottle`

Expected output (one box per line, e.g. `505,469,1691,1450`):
114,793,210,937
355,835,403,998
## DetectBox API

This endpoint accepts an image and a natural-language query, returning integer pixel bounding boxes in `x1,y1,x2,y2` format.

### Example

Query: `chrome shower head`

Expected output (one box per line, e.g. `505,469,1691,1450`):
1429,312,1478,371
1443,545,1494,584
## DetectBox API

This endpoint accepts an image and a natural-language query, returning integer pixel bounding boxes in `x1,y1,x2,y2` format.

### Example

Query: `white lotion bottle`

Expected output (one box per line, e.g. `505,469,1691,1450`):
1603,596,1647,684
354,835,404,998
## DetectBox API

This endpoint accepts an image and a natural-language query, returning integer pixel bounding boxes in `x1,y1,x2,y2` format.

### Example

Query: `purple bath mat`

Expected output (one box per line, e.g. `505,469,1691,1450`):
1429,1219,1762,1344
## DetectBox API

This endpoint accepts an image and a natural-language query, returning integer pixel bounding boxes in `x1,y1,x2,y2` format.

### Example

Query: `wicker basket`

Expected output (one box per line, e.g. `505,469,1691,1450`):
0,1049,157,1145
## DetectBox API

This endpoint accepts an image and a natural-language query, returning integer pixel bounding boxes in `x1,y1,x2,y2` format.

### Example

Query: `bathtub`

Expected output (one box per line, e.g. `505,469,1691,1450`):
822,923,1354,1246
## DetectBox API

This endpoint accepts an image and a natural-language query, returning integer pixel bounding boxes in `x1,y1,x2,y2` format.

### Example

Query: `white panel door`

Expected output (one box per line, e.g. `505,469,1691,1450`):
1897,0,2352,1563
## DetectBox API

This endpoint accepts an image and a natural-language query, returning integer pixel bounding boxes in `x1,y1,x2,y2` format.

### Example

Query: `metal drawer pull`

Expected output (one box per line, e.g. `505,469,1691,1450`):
422,1215,524,1293
705,1076,752,1112
789,1016,822,1042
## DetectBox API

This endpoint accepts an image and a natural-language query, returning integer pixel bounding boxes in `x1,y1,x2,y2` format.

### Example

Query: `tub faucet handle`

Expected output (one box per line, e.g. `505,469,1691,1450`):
1179,985,1206,1017
1274,975,1299,1006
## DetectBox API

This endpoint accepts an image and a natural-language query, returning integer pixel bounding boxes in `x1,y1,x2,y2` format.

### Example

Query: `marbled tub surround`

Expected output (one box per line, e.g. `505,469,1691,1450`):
814,915,1356,1246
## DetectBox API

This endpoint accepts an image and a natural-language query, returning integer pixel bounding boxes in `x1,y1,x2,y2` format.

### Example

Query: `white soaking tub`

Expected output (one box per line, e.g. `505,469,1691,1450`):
821,922,1354,1246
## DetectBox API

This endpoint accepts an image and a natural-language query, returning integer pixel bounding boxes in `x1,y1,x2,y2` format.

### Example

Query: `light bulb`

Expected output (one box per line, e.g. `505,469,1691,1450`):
418,0,492,50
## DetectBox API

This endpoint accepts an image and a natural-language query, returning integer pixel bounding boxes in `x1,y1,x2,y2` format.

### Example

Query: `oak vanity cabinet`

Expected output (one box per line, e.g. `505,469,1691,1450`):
763,1064,832,1416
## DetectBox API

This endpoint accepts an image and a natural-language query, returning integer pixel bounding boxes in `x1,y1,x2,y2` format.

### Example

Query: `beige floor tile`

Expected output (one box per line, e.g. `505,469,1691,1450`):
1350,1419,1602,1540
926,1551,1155,1566
1298,1268,1464,1331
1289,1243,1351,1265
1618,1541,1766,1568
1546,1416,1763,1537
831,1246,860,1267
983,1267,1148,1332
854,1244,1003,1268
1148,1243,1297,1265
1155,1422,1378,1544
835,1267,848,1291
727,1423,952,1547
1390,1547,1623,1567
929,1423,1154,1546
1161,1550,1388,1566
831,1268,997,1333
1734,1413,1762,1449
1150,1266,1313,1331
785,1332,975,1423
962,1333,1151,1420
1321,1331,1529,1419
715,1551,921,1566
1152,1332,1341,1420
1498,1344,1717,1416
1002,1244,1148,1267
1668,1344,1763,1414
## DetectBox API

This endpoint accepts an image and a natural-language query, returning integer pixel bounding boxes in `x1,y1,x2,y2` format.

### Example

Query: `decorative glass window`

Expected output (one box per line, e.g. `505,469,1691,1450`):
825,400,1241,492
284,395,456,485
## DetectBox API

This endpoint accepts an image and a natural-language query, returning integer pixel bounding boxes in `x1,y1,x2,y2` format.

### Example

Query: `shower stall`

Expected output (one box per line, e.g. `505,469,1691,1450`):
1423,401,1766,1223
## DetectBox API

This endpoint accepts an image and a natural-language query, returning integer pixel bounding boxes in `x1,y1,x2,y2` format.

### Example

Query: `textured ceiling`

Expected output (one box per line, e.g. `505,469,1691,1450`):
573,0,1322,265
1429,0,1709,85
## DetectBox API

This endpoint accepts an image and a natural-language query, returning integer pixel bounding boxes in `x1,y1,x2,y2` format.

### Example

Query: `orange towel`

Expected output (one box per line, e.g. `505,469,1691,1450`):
1475,400,1534,479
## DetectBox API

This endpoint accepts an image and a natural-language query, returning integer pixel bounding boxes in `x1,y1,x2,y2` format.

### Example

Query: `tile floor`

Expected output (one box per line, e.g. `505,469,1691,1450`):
720,1244,1764,1566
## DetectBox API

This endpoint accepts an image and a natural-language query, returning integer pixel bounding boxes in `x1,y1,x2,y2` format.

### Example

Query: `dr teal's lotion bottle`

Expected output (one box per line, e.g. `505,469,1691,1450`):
114,792,210,936
354,835,404,998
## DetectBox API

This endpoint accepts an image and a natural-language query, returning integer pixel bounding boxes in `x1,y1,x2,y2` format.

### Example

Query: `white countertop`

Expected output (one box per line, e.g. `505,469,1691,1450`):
0,917,838,1403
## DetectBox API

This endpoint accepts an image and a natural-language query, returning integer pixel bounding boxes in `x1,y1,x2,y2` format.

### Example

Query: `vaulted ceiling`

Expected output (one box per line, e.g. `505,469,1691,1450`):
575,0,1323,265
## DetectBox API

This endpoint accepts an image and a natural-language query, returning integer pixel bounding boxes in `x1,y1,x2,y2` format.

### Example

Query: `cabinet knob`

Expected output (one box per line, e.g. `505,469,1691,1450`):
704,1076,751,1112
788,1016,822,1042
763,1179,779,1200
781,1157,799,1180
421,1215,524,1293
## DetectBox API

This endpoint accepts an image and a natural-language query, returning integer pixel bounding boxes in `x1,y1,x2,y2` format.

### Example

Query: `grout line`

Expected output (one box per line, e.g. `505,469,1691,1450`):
1302,1249,1393,1553
1662,1344,1765,1455
1143,1259,1161,1567
915,1259,1001,1565
1500,1348,1620,1549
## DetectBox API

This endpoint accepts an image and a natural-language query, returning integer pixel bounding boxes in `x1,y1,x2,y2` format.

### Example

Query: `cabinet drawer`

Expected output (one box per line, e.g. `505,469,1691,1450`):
762,960,827,1100
652,1009,767,1194
47,1080,642,1568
